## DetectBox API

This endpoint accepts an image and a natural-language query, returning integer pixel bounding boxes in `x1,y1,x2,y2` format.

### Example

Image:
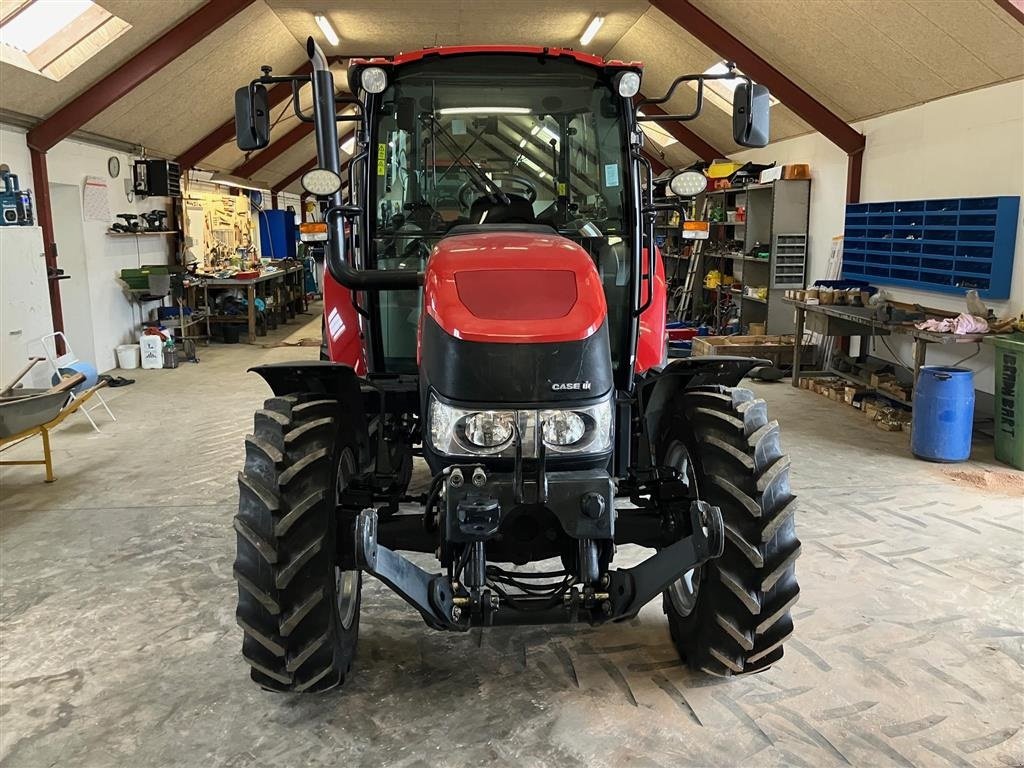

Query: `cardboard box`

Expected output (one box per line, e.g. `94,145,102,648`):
782,163,811,180
869,372,902,389
844,386,866,404
692,334,814,368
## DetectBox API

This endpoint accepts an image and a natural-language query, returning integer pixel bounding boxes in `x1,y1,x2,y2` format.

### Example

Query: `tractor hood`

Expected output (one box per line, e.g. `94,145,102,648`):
422,230,607,344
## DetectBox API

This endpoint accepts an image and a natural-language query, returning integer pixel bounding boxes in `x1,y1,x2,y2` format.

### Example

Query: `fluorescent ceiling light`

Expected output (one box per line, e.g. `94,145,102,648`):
438,107,531,115
314,13,339,46
518,139,528,148
536,126,561,144
340,136,356,155
209,174,267,193
530,125,541,136
580,15,605,46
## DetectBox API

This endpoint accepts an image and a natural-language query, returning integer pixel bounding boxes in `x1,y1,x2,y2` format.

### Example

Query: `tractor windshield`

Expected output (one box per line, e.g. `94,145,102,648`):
367,54,634,373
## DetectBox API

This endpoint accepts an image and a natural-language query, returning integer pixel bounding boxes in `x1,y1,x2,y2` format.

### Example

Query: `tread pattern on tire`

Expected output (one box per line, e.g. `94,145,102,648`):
234,394,359,692
663,386,801,676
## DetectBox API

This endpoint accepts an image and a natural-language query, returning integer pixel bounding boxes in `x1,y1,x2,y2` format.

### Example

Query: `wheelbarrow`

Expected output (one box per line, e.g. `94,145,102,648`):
0,361,107,483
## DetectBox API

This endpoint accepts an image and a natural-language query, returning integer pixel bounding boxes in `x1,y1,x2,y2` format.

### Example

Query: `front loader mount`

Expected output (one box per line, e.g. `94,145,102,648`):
355,500,724,630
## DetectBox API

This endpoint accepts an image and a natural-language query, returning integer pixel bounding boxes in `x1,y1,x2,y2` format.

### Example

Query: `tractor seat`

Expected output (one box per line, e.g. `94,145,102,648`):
469,193,536,225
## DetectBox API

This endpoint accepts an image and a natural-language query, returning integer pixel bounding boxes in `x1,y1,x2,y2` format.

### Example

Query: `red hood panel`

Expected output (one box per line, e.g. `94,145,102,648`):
423,231,606,344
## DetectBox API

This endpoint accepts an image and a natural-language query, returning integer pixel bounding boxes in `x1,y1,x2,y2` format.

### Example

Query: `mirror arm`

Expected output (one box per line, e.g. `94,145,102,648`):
292,80,316,123
636,67,751,122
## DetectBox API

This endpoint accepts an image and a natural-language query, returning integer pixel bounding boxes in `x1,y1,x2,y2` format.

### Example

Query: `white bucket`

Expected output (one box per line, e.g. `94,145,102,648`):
139,335,163,370
116,344,140,369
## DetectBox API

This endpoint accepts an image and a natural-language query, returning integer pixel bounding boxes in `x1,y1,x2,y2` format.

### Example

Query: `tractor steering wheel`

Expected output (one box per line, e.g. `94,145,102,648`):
458,174,538,210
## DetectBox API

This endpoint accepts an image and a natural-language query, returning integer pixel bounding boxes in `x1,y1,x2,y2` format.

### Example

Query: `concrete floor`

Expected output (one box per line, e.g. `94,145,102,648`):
2,309,1022,767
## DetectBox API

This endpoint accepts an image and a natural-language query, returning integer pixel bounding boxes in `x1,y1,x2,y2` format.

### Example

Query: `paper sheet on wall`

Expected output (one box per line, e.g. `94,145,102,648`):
82,176,110,222
183,200,207,266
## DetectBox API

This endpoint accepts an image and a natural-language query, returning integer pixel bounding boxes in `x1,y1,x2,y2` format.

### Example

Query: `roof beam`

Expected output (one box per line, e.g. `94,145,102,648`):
232,121,315,180
177,62,313,170
641,149,668,175
272,156,318,193
267,125,356,191
27,0,257,152
994,0,1024,26
649,0,864,156
636,97,726,162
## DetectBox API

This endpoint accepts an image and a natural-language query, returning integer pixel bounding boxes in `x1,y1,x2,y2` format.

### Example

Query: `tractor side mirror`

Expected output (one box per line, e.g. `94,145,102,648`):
235,84,270,151
733,82,770,148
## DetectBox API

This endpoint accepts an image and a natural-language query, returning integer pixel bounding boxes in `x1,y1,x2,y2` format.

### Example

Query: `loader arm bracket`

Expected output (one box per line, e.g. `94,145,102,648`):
356,509,467,631
605,500,724,620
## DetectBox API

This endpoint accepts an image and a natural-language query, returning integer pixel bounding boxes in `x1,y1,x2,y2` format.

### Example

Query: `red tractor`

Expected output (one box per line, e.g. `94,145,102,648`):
232,39,798,692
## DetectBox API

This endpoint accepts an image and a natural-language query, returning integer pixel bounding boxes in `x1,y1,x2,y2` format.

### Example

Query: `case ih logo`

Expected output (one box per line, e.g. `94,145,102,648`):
551,381,592,391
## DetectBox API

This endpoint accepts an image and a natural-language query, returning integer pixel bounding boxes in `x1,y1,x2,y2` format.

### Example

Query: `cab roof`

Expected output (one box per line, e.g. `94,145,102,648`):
350,45,643,70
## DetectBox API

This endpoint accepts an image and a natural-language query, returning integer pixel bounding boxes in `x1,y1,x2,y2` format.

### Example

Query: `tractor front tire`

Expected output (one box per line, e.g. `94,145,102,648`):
233,394,361,692
661,386,800,676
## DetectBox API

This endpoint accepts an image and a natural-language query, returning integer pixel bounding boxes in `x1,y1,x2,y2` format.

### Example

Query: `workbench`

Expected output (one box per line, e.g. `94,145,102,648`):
197,265,306,343
783,298,988,404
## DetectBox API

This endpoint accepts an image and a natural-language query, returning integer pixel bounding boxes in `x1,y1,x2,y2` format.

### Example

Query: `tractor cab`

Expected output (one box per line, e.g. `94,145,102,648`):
355,51,642,379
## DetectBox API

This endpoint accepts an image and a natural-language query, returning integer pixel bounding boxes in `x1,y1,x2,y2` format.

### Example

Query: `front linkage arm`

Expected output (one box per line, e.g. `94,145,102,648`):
355,509,467,631
604,500,724,620
355,500,724,630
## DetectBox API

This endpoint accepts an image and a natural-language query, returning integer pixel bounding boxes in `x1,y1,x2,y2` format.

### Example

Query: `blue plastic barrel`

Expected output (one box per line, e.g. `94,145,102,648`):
911,366,975,462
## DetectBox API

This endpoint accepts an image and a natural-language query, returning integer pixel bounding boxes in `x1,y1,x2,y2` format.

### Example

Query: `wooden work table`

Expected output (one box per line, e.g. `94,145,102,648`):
782,298,989,401
197,265,306,343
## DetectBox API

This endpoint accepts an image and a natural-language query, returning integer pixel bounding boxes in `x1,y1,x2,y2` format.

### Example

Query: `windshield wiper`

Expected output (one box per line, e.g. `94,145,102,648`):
421,113,510,205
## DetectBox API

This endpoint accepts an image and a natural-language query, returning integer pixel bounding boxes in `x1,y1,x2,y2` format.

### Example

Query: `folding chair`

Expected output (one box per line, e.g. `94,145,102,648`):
37,332,116,433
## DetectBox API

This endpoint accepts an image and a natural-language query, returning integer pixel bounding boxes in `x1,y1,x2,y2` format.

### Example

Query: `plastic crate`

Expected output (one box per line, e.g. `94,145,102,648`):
120,265,169,290
992,334,1024,470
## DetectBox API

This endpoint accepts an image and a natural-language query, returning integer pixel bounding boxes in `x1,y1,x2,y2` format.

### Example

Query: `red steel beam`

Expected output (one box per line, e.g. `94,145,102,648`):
272,156,318,194
649,0,865,201
650,0,864,155
268,125,355,191
177,62,313,170
233,121,315,180
641,149,668,176
636,97,726,162
994,0,1024,26
27,0,256,152
29,149,65,347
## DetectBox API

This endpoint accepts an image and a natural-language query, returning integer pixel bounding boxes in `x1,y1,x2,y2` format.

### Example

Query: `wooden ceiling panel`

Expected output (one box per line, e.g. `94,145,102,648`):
265,0,649,57
0,0,204,119
688,0,1024,124
255,135,319,187
908,0,1024,80
610,7,812,150
80,2,305,157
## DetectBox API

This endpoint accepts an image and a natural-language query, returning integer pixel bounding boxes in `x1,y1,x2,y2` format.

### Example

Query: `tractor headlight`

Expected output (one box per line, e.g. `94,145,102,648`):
540,401,613,454
459,411,515,450
428,395,612,458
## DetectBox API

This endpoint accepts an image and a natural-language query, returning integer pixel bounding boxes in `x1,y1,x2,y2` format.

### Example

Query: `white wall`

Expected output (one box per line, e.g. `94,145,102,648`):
732,79,1024,394
2,124,174,372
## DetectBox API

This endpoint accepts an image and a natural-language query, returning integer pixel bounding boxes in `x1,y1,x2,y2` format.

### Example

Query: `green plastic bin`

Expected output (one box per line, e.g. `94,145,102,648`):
992,333,1024,470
